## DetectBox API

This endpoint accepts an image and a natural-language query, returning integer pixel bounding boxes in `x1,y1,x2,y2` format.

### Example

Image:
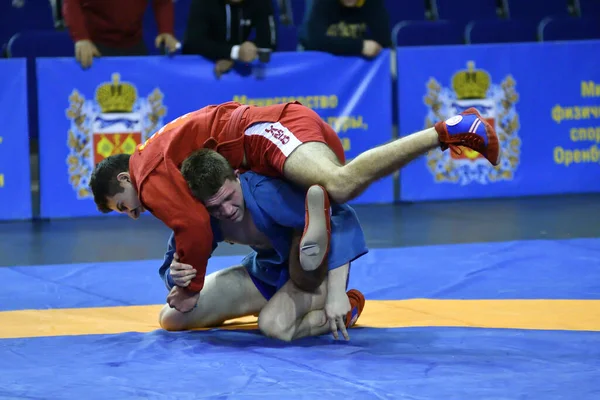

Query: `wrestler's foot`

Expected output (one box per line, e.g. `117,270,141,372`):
435,107,501,166
299,185,331,272
345,289,365,328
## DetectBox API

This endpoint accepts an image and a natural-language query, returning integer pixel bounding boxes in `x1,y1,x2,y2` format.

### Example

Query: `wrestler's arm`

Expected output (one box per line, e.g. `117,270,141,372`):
159,231,219,290
143,176,214,293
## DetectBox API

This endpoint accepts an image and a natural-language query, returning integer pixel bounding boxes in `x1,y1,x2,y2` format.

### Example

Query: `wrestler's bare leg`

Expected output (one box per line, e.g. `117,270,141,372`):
283,128,440,204
258,278,329,341
159,265,266,331
258,263,350,341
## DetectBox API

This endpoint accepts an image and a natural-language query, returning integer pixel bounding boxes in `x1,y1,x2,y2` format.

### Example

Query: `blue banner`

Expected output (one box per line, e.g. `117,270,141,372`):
397,40,600,201
37,51,393,218
0,59,31,220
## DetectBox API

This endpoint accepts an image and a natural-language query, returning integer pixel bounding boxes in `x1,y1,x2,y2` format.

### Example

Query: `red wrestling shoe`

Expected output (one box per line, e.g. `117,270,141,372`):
345,289,365,328
435,107,501,166
299,185,331,272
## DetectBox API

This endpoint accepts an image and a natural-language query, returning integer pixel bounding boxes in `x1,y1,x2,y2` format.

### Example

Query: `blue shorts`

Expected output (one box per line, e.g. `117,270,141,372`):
241,252,288,300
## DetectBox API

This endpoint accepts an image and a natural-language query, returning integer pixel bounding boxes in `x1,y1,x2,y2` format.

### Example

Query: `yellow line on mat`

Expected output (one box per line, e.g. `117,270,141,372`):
1,299,599,339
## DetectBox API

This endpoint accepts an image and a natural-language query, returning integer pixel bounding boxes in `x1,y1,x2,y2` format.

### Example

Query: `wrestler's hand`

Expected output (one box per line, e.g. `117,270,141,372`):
170,253,197,287
325,290,351,340
167,286,200,313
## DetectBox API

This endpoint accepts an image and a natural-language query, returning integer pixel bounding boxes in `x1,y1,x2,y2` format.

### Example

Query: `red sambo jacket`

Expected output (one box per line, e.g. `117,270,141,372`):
129,101,291,292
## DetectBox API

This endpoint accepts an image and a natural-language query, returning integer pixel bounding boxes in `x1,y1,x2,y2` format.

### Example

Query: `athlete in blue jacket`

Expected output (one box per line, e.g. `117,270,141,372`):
158,149,368,341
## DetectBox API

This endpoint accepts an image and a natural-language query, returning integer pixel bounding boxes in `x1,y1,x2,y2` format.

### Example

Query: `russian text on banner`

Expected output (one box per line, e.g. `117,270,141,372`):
0,59,31,220
397,40,600,201
37,51,393,218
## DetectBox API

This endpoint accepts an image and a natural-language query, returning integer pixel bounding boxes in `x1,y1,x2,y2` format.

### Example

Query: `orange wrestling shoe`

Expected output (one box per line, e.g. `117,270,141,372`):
345,289,366,328
299,185,331,272
434,107,501,166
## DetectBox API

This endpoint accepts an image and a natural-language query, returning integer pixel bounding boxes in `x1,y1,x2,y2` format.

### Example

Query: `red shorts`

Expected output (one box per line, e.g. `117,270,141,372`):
243,104,345,177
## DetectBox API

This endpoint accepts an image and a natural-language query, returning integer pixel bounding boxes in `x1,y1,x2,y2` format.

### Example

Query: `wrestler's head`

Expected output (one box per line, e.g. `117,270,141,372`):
181,149,246,223
89,154,145,219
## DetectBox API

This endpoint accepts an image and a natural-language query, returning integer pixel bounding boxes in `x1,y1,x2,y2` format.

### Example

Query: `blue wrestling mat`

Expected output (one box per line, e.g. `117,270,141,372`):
1,238,600,399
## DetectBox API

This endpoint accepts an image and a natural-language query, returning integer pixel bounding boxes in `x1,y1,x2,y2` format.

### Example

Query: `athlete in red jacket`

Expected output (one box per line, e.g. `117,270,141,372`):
90,101,499,312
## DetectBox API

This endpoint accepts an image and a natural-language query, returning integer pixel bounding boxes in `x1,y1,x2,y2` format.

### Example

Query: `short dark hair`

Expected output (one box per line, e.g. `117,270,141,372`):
181,149,236,202
89,153,131,213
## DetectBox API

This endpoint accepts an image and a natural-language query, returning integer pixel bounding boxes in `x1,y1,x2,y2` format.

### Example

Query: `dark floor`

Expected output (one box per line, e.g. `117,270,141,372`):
1,193,599,268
